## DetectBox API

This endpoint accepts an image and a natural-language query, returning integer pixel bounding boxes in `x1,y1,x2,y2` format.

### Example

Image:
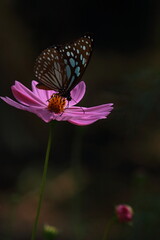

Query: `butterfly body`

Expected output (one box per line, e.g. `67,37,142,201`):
34,34,93,106
58,91,72,101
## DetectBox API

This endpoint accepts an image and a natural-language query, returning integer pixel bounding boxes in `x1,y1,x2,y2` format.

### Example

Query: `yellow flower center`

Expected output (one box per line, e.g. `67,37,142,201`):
47,94,67,114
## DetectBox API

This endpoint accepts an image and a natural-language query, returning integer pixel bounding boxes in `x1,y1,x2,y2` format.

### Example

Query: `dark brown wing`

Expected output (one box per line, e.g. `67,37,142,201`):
34,47,67,91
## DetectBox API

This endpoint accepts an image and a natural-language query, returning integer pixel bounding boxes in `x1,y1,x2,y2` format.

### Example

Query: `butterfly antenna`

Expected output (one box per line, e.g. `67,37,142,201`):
68,97,85,114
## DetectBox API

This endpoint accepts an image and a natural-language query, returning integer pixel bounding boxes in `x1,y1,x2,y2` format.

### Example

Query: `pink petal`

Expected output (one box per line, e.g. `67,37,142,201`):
59,103,113,125
31,108,55,122
0,96,30,110
53,113,77,122
34,109,76,123
82,103,113,113
1,96,57,123
11,81,48,107
14,81,39,97
68,117,106,126
13,81,46,105
31,80,56,102
69,81,86,106
65,104,113,117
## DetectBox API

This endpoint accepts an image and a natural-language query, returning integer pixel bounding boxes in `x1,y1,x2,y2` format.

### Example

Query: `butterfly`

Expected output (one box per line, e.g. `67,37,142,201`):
34,34,93,101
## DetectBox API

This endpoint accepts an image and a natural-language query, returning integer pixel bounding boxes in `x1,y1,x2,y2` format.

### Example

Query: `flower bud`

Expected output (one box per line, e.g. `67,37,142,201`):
115,204,133,223
43,225,58,240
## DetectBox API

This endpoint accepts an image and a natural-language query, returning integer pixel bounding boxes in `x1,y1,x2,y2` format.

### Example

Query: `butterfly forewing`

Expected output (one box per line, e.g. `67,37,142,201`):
59,34,93,92
34,47,67,91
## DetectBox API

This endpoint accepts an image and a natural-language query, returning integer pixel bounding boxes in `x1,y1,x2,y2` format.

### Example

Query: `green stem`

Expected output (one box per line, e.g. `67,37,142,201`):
31,124,52,240
102,216,116,240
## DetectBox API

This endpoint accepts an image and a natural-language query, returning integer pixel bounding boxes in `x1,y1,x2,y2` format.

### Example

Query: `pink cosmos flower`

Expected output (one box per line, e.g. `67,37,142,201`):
1,80,113,126
115,204,133,223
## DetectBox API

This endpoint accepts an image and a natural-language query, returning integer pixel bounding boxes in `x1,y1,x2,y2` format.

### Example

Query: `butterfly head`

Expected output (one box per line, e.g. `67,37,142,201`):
59,90,72,101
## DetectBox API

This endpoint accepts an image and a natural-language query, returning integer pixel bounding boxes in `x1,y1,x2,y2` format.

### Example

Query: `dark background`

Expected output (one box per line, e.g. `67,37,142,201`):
0,0,160,239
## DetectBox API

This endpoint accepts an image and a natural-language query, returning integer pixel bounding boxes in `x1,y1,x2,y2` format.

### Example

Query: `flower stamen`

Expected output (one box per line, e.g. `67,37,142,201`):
47,94,67,113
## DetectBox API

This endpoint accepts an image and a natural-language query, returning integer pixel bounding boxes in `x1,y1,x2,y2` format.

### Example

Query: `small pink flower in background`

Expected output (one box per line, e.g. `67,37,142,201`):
1,80,113,126
115,204,133,223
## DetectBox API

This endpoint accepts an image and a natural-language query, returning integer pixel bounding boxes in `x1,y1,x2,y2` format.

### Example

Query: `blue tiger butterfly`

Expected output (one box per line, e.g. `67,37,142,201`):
34,34,93,101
